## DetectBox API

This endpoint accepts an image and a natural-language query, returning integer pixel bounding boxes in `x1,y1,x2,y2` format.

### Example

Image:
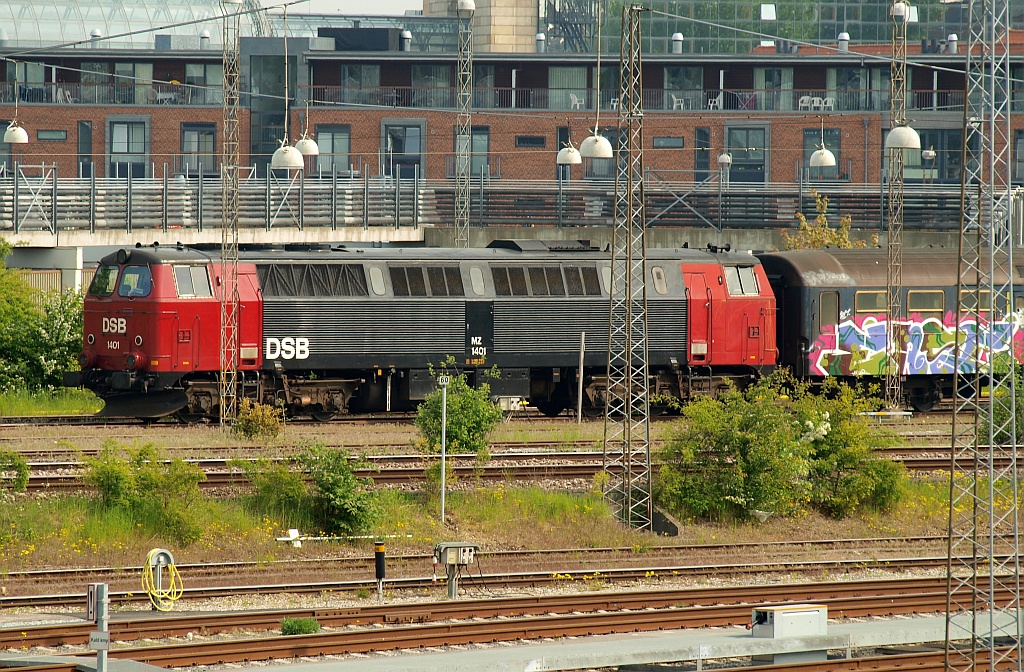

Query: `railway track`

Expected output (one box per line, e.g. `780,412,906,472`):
0,576,1007,667
0,535,949,597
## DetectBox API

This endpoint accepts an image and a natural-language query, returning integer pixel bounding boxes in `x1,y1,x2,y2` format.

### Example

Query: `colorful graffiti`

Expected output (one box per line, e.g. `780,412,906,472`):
810,311,1024,377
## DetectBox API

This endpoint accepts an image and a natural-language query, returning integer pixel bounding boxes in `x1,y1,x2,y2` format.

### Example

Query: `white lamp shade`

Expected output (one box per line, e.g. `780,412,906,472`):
4,123,28,144
556,146,582,165
271,144,305,169
717,152,732,166
809,147,837,168
457,0,476,13
579,134,613,159
885,125,921,150
921,149,937,160
295,136,320,156
890,1,908,18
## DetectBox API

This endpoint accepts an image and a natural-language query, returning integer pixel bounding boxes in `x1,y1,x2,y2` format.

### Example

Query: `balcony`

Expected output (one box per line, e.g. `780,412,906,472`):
302,85,979,114
0,82,223,106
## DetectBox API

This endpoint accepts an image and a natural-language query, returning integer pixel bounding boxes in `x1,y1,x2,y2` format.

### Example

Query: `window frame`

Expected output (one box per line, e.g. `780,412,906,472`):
819,290,840,332
907,289,945,316
172,265,213,299
116,265,153,298
855,290,887,313
89,265,119,297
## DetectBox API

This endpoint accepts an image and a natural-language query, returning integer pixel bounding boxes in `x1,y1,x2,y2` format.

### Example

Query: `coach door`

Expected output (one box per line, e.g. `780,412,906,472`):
684,272,711,364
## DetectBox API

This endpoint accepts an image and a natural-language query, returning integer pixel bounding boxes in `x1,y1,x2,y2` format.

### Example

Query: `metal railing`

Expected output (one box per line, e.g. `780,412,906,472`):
0,163,969,235
0,82,223,106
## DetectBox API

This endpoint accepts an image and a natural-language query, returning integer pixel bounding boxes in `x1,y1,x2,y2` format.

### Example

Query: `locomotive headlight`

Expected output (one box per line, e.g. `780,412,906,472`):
126,351,146,370
87,334,95,345
134,335,143,346
78,349,97,368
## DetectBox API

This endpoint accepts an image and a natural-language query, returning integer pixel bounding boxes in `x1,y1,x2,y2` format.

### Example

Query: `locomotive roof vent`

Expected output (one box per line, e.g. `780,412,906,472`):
284,243,333,252
486,239,597,252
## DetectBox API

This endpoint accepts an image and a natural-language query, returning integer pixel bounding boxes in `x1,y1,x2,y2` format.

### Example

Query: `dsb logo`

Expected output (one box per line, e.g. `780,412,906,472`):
266,337,310,360
102,317,127,334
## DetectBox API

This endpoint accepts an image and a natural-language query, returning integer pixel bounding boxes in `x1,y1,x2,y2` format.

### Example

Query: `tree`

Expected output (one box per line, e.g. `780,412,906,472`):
781,190,878,250
0,238,42,390
415,357,503,458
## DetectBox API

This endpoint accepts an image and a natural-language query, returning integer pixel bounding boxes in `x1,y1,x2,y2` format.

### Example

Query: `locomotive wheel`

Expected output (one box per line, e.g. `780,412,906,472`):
535,402,566,418
175,410,209,424
311,411,337,422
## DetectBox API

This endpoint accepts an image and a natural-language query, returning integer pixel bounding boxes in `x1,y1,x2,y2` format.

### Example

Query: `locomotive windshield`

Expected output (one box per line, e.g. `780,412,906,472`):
88,265,119,297
117,265,153,298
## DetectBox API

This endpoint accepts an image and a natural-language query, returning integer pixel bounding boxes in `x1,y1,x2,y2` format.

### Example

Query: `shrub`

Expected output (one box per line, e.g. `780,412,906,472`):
423,459,458,498
233,399,283,439
0,450,30,493
280,617,321,635
298,442,379,535
84,440,207,544
233,458,308,519
656,370,905,522
415,358,503,458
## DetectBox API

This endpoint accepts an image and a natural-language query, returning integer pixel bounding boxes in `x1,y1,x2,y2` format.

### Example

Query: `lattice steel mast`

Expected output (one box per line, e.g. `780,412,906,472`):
944,0,1020,666
453,0,474,248
884,1,909,410
219,1,242,427
602,3,651,531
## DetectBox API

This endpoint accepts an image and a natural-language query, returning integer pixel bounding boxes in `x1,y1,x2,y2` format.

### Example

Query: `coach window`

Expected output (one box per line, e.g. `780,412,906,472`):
89,265,119,297
469,267,486,295
173,266,213,298
724,266,759,296
855,290,886,313
819,291,839,332
368,267,386,295
117,265,153,298
907,290,944,317
651,266,668,295
959,289,992,313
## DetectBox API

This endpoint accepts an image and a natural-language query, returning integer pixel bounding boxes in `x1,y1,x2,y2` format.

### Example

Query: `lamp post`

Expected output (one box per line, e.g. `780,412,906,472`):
438,374,450,524
556,140,581,226
921,146,936,186
716,151,731,231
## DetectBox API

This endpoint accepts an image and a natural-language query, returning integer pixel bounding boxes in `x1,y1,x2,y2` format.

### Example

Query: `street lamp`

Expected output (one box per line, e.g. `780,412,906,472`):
717,151,732,230
579,0,613,160
270,6,304,171
922,146,936,185
809,117,837,169
556,141,581,225
4,64,28,144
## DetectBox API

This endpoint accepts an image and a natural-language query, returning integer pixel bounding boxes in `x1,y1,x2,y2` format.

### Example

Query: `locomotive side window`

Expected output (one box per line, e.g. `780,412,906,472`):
724,266,759,296
565,266,602,296
959,289,992,313
907,290,944,316
469,267,486,295
855,290,887,313
173,265,213,298
426,266,465,297
651,266,668,295
391,266,463,297
368,267,386,296
819,291,839,332
117,265,153,298
89,265,119,297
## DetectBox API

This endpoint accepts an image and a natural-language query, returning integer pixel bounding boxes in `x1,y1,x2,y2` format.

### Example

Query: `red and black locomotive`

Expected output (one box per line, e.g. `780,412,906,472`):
72,240,777,420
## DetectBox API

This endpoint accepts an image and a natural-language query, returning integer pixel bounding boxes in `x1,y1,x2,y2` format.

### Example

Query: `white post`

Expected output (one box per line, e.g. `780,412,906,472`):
439,374,450,524
577,331,586,423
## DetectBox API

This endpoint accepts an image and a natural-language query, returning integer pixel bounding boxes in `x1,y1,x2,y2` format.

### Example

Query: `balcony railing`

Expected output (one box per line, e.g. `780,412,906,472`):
0,82,223,106
303,85,983,114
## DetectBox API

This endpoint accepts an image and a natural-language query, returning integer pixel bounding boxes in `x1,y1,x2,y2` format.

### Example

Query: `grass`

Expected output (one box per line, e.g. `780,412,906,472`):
0,388,103,416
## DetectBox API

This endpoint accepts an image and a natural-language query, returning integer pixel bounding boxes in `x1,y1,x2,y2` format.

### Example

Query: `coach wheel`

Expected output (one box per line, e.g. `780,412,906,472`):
909,390,939,413
311,411,337,422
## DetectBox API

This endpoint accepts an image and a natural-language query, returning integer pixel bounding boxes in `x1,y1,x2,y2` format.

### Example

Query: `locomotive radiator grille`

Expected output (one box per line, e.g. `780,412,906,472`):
263,300,465,354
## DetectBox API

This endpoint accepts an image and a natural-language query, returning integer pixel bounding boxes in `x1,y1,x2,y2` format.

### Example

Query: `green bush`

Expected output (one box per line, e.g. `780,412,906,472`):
415,358,503,458
423,459,458,498
281,617,321,635
84,440,207,544
0,450,30,493
656,371,905,522
233,399,284,439
298,442,379,535
233,458,308,519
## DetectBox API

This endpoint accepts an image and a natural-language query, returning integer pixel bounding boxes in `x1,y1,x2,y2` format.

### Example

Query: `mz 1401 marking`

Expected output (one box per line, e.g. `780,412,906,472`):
266,337,310,360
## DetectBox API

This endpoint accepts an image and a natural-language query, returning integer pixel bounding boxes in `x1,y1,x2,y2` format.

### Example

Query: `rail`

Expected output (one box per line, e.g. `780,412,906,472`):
0,164,972,235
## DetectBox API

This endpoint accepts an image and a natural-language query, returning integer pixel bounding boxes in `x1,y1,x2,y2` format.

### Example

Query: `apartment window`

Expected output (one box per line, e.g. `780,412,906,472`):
549,66,587,110
37,130,67,142
339,64,380,104
382,120,425,179
453,125,490,177
653,137,685,149
108,119,148,178
113,62,153,105
180,123,216,175
315,124,351,174
81,62,109,104
726,126,767,183
411,64,450,107
803,127,842,180
516,136,546,148
184,63,224,105
695,127,711,181
78,121,93,178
